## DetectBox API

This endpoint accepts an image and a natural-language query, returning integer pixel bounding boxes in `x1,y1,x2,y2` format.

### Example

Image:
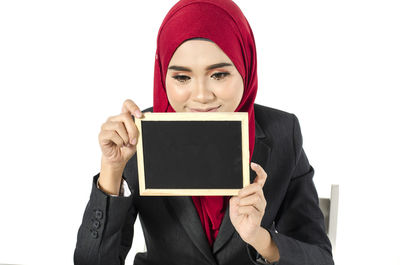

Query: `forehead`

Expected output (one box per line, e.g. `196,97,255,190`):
169,39,232,65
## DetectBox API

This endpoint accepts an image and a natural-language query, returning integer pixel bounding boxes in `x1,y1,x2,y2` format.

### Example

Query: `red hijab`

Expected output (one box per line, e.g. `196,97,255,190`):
152,0,258,247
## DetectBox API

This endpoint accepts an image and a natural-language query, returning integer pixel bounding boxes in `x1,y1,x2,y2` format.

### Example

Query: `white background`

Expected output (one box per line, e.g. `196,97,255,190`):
1,0,399,264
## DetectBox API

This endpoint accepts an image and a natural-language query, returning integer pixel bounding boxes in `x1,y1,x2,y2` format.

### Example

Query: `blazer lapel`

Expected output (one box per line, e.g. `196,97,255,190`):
213,118,272,254
164,196,218,265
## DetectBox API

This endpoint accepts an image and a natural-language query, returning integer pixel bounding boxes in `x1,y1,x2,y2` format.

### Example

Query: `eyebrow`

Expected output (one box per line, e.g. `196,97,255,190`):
168,62,233,72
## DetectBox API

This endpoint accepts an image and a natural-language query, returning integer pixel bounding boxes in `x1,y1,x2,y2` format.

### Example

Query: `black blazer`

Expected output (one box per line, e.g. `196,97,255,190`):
74,103,334,265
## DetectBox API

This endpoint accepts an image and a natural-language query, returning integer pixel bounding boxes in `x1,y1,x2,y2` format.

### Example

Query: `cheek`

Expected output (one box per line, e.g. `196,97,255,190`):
165,78,191,107
214,76,244,103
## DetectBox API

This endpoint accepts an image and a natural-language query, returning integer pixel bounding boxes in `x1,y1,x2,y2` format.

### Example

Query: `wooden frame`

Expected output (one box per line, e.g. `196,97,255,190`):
135,112,249,196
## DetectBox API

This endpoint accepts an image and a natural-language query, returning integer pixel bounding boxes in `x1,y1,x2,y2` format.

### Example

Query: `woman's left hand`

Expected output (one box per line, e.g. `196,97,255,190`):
229,162,268,245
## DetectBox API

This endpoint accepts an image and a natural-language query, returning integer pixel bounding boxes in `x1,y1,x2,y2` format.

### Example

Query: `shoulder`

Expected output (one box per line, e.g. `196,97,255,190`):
254,103,294,122
253,103,304,159
254,103,299,135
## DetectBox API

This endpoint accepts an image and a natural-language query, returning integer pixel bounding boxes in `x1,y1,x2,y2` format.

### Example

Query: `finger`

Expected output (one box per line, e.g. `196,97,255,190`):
238,182,263,198
121,99,142,119
99,130,124,148
240,194,266,212
101,121,130,146
238,205,260,215
230,196,240,206
118,112,138,145
107,113,139,145
239,193,262,207
251,162,268,187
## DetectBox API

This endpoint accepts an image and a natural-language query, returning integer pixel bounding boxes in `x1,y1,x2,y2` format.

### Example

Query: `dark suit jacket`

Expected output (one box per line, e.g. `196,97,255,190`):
74,103,334,265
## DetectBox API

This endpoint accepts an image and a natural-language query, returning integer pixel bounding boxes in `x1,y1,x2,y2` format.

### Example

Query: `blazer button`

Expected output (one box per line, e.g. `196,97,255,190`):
95,209,103,220
93,220,101,229
90,229,98,239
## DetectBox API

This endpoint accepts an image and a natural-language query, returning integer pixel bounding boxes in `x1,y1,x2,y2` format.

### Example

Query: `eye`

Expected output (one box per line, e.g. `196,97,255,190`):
211,72,230,80
172,75,190,83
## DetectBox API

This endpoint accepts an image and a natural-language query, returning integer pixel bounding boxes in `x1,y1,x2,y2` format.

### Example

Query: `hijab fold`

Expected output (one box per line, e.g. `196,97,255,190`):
153,0,258,247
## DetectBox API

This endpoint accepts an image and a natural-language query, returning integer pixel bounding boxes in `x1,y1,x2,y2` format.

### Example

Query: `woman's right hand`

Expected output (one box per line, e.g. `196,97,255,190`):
97,99,143,195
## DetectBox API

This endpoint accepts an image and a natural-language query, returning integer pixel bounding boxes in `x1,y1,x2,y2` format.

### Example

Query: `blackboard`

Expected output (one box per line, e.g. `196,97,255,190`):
135,112,249,196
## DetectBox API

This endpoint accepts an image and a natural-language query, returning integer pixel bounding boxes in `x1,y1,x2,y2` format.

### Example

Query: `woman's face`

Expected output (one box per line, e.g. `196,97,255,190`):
166,39,244,112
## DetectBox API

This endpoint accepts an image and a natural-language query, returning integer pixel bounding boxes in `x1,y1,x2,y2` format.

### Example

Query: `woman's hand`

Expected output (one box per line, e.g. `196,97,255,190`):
229,162,268,245
99,99,143,168
97,99,144,194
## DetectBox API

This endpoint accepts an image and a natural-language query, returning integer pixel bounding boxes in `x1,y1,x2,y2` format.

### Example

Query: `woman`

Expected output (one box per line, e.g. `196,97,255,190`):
74,0,334,264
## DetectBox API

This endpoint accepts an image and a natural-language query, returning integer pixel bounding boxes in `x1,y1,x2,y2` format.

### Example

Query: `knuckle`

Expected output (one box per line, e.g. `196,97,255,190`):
113,131,121,141
124,99,134,105
106,115,114,122
108,130,115,138
110,130,117,137
122,112,131,120
116,121,125,131
114,133,122,143
101,121,110,131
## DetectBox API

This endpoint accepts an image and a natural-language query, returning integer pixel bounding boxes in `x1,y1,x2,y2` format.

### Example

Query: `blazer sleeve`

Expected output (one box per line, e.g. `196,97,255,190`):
249,114,335,265
74,173,137,265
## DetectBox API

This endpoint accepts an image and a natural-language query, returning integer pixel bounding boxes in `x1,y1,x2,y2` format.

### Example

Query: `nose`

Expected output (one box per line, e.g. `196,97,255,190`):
192,79,215,103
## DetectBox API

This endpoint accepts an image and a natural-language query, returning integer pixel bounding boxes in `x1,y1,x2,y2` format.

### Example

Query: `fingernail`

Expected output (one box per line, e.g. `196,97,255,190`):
130,137,137,145
135,110,141,118
251,162,257,167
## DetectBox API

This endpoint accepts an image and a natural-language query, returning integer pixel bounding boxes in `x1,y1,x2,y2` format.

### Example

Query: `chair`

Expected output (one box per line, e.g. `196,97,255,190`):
319,184,339,255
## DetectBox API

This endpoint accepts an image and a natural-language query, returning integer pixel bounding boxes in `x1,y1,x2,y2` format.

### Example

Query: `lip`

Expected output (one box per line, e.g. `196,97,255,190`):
188,105,221,112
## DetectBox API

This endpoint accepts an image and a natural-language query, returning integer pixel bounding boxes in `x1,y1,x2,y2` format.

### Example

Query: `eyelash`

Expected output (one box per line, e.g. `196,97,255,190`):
172,72,230,83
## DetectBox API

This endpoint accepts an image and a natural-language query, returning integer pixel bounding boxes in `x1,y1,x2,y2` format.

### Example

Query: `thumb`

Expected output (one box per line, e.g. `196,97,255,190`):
251,162,268,187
